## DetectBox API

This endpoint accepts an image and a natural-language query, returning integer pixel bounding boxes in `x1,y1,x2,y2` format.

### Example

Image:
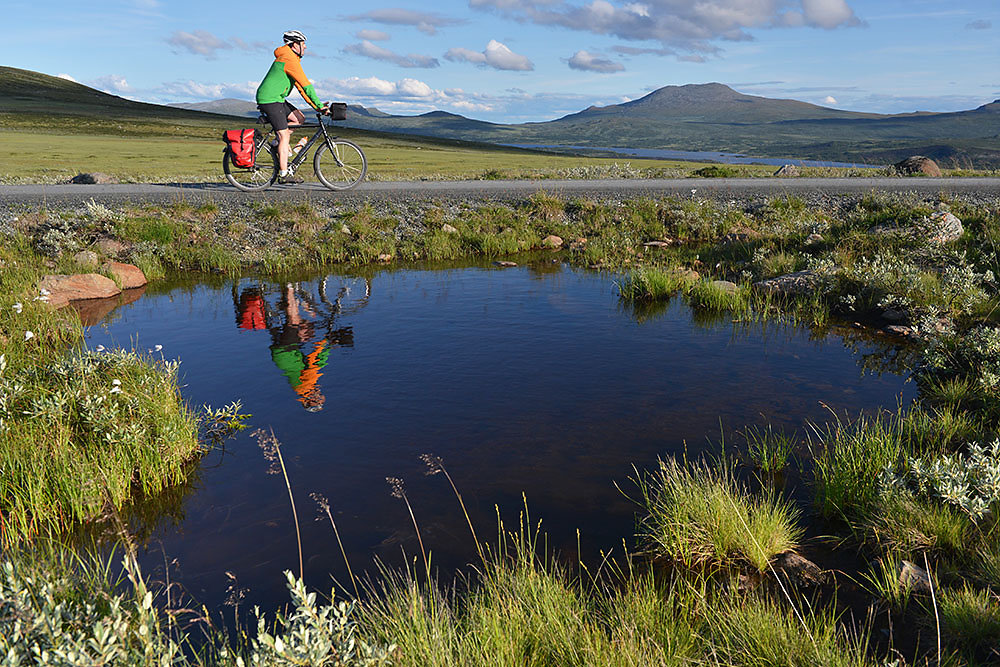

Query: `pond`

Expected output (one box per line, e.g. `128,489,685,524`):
83,256,914,614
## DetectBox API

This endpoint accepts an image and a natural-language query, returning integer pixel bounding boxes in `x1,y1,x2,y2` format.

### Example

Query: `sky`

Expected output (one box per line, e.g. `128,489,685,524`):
3,0,998,122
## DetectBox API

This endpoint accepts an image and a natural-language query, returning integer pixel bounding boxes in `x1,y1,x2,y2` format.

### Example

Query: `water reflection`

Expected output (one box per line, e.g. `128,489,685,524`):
234,279,370,411
81,259,915,617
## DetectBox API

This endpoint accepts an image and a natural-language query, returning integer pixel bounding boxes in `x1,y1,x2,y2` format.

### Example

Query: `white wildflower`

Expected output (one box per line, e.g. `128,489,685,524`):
154,344,163,352
39,288,51,296
111,379,121,386
12,303,22,314
95,344,105,352
24,331,34,341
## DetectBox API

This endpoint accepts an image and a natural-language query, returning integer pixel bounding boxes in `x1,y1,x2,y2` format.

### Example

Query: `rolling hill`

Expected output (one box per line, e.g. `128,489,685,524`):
4,65,999,166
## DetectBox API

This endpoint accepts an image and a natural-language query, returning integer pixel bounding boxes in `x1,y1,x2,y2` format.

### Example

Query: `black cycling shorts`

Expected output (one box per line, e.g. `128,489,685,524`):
258,101,298,131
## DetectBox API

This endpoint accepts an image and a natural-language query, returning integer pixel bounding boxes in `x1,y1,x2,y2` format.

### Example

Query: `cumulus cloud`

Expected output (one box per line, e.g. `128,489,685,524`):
470,0,863,54
343,41,440,68
344,8,464,35
92,75,132,94
444,40,534,71
57,73,78,83
613,45,675,57
356,29,391,40
167,30,231,57
823,95,837,105
567,50,624,73
966,19,991,30
167,30,270,58
157,80,258,100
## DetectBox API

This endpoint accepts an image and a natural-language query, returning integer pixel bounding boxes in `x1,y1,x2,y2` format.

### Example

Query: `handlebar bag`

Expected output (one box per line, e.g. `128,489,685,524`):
223,129,259,168
329,103,348,120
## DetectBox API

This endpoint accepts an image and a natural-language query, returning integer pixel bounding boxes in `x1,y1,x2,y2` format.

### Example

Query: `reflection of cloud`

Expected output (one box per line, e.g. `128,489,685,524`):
444,40,534,71
567,50,624,73
470,0,863,55
343,41,439,68
344,8,464,35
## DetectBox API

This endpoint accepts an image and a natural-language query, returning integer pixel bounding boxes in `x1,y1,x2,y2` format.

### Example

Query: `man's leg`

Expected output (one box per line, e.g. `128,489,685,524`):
286,109,308,158
276,128,292,172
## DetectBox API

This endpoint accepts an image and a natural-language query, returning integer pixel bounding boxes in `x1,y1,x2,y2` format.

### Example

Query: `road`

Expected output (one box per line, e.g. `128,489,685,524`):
1,178,999,208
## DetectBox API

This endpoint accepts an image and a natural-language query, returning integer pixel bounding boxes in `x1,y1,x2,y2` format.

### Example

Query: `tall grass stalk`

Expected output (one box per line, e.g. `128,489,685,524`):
421,453,485,566
256,429,303,581
387,476,430,581
312,492,359,600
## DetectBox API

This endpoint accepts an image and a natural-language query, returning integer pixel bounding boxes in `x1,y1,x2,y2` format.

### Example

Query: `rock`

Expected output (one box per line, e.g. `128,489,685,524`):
377,254,393,262
898,560,933,594
882,308,906,323
924,211,963,243
541,235,564,249
70,172,118,185
773,552,830,587
679,268,701,281
441,223,458,234
569,237,587,251
754,270,820,296
884,325,918,339
73,250,99,268
95,238,126,257
774,164,800,177
804,233,824,246
893,156,942,178
712,280,739,295
38,274,121,308
493,261,518,267
643,240,672,248
102,261,147,289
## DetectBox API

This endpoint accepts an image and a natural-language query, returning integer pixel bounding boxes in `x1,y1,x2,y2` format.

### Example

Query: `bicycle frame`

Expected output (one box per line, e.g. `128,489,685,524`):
264,113,339,174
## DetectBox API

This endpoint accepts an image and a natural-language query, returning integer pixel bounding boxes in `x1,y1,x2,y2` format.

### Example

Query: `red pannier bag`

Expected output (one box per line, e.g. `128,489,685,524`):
223,129,259,168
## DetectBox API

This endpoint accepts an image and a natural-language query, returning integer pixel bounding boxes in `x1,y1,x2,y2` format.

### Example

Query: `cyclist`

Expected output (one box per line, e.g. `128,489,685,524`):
256,30,328,184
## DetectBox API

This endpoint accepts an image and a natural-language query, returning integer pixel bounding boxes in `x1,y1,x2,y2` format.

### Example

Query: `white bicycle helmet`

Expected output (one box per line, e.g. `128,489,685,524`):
283,30,307,44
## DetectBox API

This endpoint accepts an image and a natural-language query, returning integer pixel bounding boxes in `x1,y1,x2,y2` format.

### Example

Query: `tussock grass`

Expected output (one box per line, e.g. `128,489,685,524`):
744,424,796,475
936,585,1000,658
637,458,802,572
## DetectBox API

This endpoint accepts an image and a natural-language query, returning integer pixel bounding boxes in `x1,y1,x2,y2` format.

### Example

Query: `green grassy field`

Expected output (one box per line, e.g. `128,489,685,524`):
0,125,786,184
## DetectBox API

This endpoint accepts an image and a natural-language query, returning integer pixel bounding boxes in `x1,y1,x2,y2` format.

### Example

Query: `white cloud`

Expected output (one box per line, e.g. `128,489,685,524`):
356,29,391,40
157,80,258,100
344,9,464,35
92,75,132,94
57,73,78,83
343,41,440,68
966,19,991,30
470,0,863,54
167,30,232,58
444,40,534,71
567,50,624,73
823,95,837,105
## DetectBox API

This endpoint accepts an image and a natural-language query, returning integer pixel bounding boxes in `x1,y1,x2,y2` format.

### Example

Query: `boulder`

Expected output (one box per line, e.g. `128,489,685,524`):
898,560,933,594
541,235,564,249
102,261,147,289
884,325,918,339
804,233,824,246
376,254,393,262
893,156,942,177
643,240,672,248
569,237,588,251
493,261,518,267
881,308,906,323
773,552,830,587
754,270,821,296
95,238,126,257
70,172,118,185
712,280,739,295
38,274,121,308
73,250,99,268
774,164,800,177
441,223,458,234
924,211,963,243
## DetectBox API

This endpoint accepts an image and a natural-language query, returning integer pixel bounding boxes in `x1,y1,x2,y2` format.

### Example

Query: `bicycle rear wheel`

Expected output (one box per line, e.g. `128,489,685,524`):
223,140,278,191
314,139,367,190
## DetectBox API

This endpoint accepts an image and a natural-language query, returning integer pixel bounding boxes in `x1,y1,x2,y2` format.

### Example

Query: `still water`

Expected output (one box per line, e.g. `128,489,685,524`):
84,257,912,613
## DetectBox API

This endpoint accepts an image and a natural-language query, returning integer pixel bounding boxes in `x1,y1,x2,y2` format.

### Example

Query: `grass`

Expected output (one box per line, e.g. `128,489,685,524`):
936,585,1000,659
744,424,796,475
636,457,803,572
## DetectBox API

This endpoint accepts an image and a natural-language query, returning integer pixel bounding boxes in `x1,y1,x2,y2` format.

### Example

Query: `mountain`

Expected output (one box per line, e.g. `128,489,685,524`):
5,65,998,166
170,98,259,117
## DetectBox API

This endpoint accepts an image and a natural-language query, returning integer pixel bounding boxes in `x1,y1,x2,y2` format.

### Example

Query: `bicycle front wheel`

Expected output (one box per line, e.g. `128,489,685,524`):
223,142,278,191
314,139,367,190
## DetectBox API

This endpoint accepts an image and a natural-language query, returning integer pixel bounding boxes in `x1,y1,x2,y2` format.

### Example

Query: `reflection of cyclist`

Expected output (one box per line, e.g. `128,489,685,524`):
234,279,367,412
256,30,329,185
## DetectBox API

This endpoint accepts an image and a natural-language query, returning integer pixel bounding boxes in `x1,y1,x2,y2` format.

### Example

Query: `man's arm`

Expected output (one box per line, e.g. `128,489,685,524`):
283,57,324,111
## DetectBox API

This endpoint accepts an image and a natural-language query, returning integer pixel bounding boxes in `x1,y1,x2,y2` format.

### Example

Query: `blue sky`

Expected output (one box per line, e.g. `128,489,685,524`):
4,0,998,122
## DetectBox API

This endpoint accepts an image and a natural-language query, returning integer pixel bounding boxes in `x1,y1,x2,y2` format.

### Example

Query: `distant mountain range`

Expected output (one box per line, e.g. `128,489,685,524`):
4,65,998,167
170,83,1000,167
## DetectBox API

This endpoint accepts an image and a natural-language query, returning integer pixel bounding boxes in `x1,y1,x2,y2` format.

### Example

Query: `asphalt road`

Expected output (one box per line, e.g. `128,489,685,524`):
1,178,999,209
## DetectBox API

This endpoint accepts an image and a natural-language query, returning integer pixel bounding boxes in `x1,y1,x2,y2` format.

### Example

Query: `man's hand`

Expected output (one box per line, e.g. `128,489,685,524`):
319,105,330,115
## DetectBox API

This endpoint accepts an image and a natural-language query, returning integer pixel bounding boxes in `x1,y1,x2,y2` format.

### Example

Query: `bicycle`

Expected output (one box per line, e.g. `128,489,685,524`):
223,102,367,192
